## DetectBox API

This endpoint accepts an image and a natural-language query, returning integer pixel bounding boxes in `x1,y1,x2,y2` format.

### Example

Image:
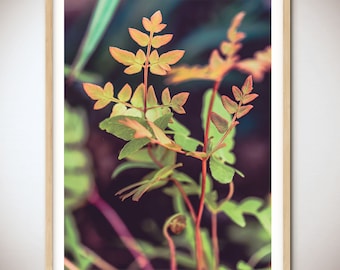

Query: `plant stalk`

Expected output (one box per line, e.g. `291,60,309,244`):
143,32,154,116
88,190,153,270
163,226,178,270
211,212,219,270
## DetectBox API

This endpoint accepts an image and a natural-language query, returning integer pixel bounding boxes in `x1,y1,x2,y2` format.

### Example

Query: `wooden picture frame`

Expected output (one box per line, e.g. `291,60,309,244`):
46,0,290,269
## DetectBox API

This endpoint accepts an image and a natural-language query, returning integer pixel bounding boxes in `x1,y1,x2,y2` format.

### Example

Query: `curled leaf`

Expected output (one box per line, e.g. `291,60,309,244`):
128,28,149,47
168,214,186,235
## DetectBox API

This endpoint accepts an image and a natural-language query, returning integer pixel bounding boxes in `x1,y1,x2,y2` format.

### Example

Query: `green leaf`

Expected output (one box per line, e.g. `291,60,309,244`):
154,112,173,130
201,229,214,269
239,197,264,215
202,89,236,164
236,260,253,270
64,149,89,169
118,138,150,160
219,200,246,227
161,87,171,105
68,0,120,79
112,161,158,178
209,156,235,184
131,84,145,108
99,115,148,141
147,86,158,107
168,118,190,135
173,134,200,152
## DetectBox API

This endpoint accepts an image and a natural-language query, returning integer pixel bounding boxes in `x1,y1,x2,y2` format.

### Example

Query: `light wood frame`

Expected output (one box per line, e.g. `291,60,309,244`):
45,0,291,269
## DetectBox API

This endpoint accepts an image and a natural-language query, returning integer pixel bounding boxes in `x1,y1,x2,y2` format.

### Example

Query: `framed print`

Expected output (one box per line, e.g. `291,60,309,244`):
46,0,290,269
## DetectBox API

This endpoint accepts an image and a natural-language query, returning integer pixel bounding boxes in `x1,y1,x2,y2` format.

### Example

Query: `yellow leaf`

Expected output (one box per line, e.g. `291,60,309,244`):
148,121,172,145
150,10,162,25
149,50,159,64
232,86,243,101
110,103,127,117
160,50,185,65
131,84,145,108
221,95,238,114
171,92,189,106
142,17,152,32
109,47,135,66
151,34,173,48
118,83,132,102
161,88,171,105
135,49,146,65
150,64,167,75
209,50,224,70
147,85,158,107
142,11,166,33
83,82,114,110
128,28,149,47
94,99,111,110
124,64,142,74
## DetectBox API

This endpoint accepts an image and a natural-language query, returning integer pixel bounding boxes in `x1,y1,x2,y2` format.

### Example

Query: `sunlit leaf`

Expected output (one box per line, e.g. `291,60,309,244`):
221,95,238,114
241,75,253,94
150,64,167,75
147,85,158,107
160,50,185,65
168,118,190,135
109,47,135,66
118,138,150,160
150,10,162,25
128,28,149,47
173,134,200,152
219,200,246,227
124,64,142,75
161,87,171,105
142,10,167,33
135,49,147,64
236,105,253,119
211,112,228,133
232,86,243,101
209,49,224,71
209,156,235,184
110,103,127,117
151,34,173,48
131,84,145,108
148,121,173,145
171,92,189,114
118,83,132,102
83,82,113,110
149,50,159,64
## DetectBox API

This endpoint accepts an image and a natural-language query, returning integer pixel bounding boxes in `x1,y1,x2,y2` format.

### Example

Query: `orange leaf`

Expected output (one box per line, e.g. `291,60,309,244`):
142,17,153,32
83,82,114,110
131,84,145,107
150,10,162,25
232,86,243,101
161,88,171,105
128,28,149,47
241,75,253,94
147,85,158,107
118,83,132,102
242,93,258,104
160,50,185,65
236,105,253,119
171,92,189,106
209,50,224,70
227,12,246,43
151,34,173,48
221,95,238,114
109,47,135,66
211,112,228,133
171,105,186,114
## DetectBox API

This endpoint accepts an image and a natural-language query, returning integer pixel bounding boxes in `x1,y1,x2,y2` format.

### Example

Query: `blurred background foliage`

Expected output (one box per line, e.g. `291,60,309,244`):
64,0,271,269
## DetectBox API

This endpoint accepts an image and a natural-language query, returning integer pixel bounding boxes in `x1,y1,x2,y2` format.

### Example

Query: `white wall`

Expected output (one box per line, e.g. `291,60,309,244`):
0,0,339,269
0,0,45,269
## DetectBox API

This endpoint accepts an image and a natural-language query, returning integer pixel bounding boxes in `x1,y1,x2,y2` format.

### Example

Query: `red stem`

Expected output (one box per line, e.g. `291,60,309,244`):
163,227,177,270
143,33,153,116
88,190,154,270
211,212,219,270
195,79,222,269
